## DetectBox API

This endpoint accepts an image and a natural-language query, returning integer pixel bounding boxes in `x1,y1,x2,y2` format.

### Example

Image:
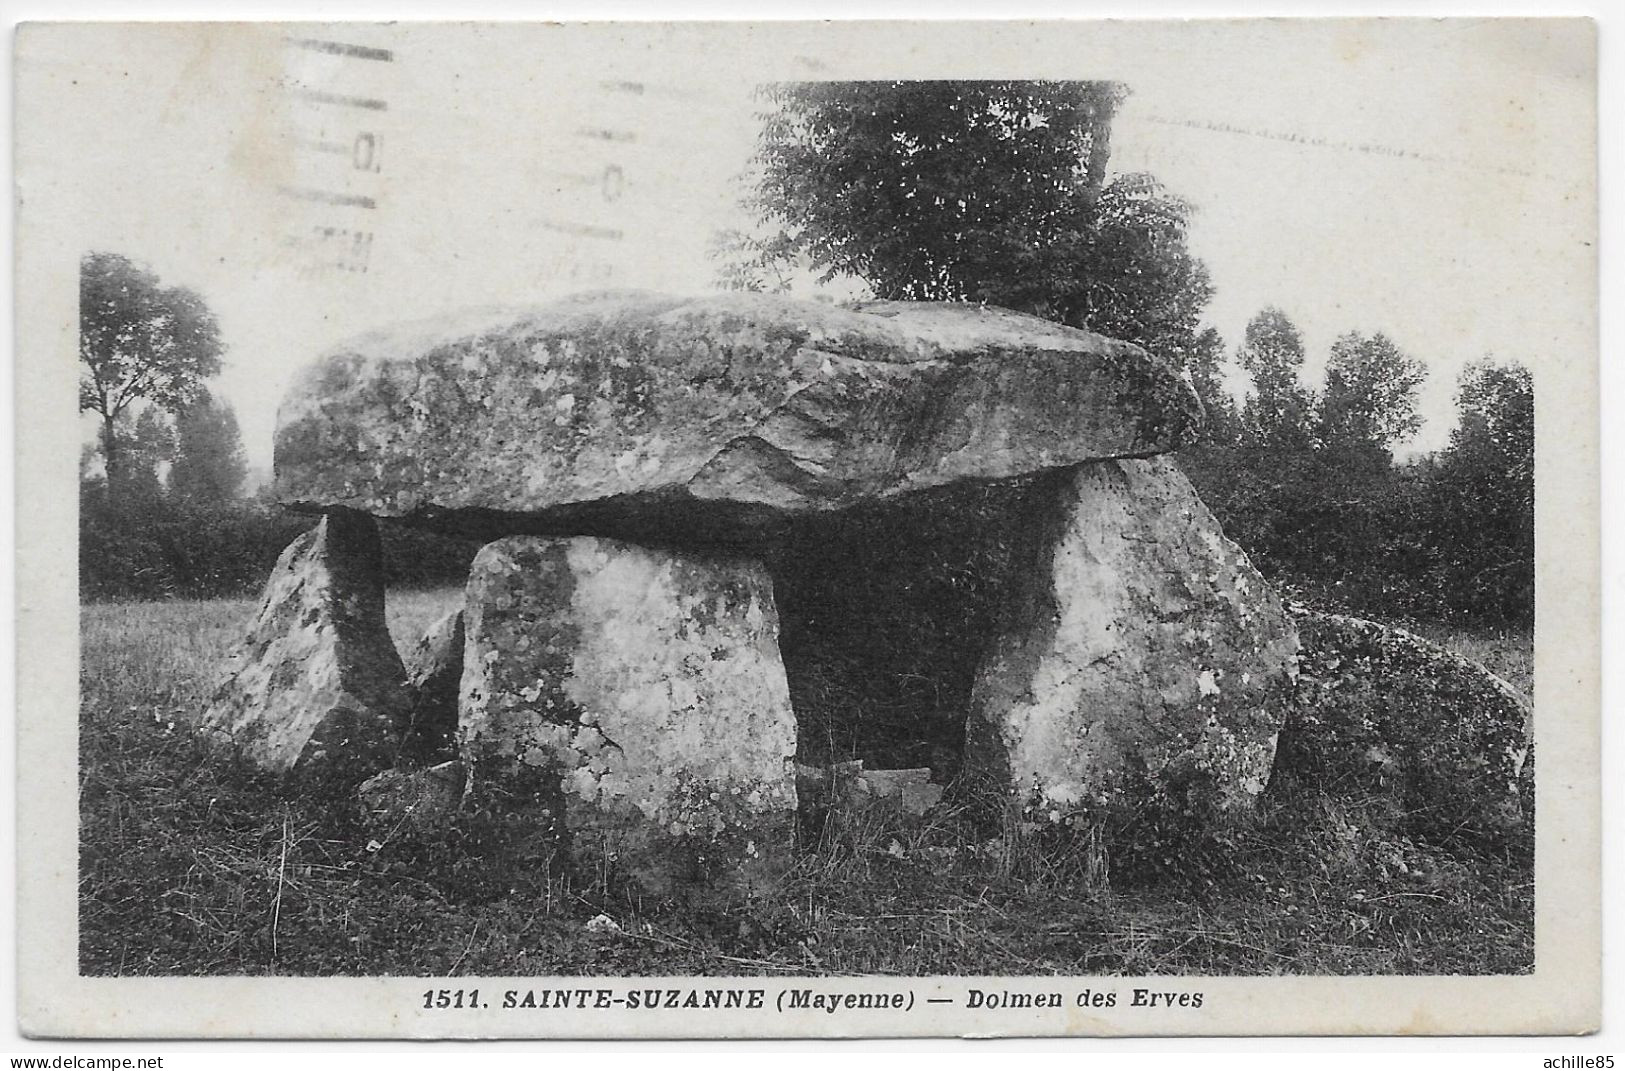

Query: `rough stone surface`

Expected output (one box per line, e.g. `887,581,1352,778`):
275,292,1202,543
358,760,466,830
202,512,410,782
459,535,798,898
1278,609,1533,848
795,762,944,820
400,609,464,761
964,457,1300,820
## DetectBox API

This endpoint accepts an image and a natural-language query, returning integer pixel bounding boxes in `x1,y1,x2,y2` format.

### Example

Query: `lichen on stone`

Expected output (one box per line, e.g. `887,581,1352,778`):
457,534,799,899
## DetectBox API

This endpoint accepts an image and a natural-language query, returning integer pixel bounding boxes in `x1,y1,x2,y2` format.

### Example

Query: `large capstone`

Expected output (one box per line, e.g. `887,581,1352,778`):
458,535,798,898
201,511,410,783
274,292,1202,543
1277,609,1533,850
963,457,1300,820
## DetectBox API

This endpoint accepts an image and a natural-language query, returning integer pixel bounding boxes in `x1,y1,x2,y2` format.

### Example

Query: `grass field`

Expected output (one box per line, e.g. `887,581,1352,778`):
78,590,1534,977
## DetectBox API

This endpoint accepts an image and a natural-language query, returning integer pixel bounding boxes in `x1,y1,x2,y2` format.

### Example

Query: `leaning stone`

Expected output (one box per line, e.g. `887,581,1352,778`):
274,292,1202,543
1278,609,1533,850
964,457,1300,821
358,760,465,830
202,511,411,784
399,609,463,761
459,535,798,899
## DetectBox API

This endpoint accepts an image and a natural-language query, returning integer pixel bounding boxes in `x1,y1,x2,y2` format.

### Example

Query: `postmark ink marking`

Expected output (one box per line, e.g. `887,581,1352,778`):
286,85,390,112
277,186,378,210
284,37,396,63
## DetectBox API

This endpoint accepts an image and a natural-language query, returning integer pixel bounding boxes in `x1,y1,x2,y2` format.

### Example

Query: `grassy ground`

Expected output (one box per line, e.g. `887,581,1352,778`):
79,590,1533,977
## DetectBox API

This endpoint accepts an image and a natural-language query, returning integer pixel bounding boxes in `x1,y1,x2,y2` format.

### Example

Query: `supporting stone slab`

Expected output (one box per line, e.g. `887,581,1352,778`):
459,535,798,899
964,457,1300,821
400,608,464,761
202,511,411,784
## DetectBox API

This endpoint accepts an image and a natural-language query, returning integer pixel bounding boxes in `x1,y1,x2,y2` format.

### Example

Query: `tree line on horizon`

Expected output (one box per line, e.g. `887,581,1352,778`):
1181,309,1532,625
77,80,1533,626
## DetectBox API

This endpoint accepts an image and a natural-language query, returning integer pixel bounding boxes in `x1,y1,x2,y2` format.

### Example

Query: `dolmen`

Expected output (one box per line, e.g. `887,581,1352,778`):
203,291,1309,897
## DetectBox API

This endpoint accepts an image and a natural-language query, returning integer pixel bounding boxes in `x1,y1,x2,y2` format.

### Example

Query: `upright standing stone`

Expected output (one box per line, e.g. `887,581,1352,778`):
202,511,410,784
965,457,1300,820
400,608,464,761
459,535,798,898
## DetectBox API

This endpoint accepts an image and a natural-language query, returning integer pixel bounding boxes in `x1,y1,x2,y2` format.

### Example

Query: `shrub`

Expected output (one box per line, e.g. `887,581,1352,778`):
80,483,482,602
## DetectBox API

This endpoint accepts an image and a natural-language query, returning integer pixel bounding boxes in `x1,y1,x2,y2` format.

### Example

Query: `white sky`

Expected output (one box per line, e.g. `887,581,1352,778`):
29,19,1594,471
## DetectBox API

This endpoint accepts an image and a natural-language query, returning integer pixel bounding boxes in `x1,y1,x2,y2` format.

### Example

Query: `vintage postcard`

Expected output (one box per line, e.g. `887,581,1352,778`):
13,18,1599,1038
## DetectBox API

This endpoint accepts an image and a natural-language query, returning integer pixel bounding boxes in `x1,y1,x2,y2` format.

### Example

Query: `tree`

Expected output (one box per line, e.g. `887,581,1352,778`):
1422,358,1534,622
1447,359,1534,481
739,81,1119,302
123,406,176,501
169,388,248,505
79,252,223,488
77,404,175,598
1178,326,1241,446
722,80,1214,361
1077,173,1214,358
1317,331,1427,452
1236,308,1316,449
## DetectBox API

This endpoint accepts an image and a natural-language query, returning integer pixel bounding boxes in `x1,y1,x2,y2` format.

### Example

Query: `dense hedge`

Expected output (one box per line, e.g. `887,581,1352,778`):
79,483,480,601
1180,444,1533,627
80,436,1532,634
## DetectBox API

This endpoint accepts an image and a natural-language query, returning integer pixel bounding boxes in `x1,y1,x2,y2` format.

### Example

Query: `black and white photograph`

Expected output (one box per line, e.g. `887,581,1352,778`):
11,16,1601,1039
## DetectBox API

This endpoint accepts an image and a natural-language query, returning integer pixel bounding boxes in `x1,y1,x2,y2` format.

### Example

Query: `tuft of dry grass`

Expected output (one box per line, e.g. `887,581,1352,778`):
78,596,1535,978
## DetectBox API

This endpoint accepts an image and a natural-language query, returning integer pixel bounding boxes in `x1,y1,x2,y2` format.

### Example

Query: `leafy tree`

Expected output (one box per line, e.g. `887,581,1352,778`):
1422,358,1534,622
722,80,1213,359
1447,359,1534,487
170,388,248,505
739,81,1119,301
1179,326,1241,446
1077,173,1214,358
113,406,176,503
1236,308,1316,449
1317,331,1427,452
80,252,224,488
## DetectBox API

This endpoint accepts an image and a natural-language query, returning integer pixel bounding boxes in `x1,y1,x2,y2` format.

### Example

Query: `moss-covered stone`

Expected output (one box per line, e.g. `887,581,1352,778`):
1276,609,1533,853
358,760,465,831
274,292,1202,544
201,511,411,785
459,535,798,900
963,457,1300,823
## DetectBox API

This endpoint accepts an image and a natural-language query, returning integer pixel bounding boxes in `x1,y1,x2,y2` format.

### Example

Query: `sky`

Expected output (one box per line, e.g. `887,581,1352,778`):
29,19,1594,473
